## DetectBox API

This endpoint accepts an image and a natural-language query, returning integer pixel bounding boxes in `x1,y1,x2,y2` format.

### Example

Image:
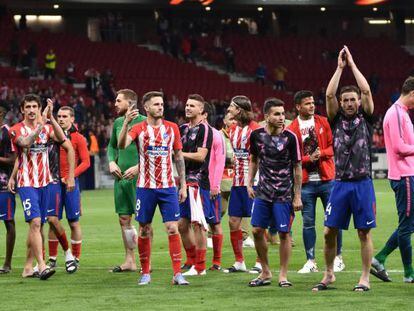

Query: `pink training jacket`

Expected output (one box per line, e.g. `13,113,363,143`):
383,100,414,180
208,127,226,191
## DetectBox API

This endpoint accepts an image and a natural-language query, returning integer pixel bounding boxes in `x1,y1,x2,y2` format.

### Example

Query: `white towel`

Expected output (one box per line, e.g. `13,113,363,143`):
188,186,208,231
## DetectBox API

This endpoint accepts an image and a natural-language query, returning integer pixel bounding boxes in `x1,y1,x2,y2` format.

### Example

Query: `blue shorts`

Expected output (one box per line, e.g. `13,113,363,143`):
179,187,217,224
251,198,294,232
46,182,62,217
324,178,376,230
0,192,15,221
136,187,180,223
228,186,255,218
17,186,49,223
61,179,82,222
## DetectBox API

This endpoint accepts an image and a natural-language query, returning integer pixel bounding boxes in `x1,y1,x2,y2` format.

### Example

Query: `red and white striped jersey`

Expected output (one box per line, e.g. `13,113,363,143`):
9,122,53,188
228,121,261,186
128,120,182,189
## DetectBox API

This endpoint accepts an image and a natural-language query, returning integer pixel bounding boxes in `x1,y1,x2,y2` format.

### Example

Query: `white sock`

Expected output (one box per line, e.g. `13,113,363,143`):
65,249,75,262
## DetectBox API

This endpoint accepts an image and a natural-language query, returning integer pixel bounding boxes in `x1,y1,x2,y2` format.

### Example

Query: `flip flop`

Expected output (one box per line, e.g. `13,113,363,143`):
111,265,136,273
353,284,370,292
22,271,39,278
0,267,11,274
65,260,78,274
278,280,293,288
248,277,272,287
39,267,56,280
312,282,330,291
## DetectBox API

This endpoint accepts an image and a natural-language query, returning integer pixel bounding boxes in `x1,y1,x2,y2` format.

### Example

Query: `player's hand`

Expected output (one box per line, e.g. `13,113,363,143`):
343,45,355,68
337,48,346,69
292,196,303,212
123,165,138,180
247,185,255,199
210,188,220,200
109,161,122,179
40,104,50,125
124,105,139,124
178,186,187,203
46,98,54,119
65,177,75,192
7,178,16,194
309,148,320,162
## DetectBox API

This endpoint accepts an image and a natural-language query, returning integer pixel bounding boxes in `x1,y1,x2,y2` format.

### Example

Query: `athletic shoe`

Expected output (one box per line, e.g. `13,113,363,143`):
403,276,414,283
183,266,206,276
243,237,255,248
297,260,318,273
172,273,190,285
370,257,392,282
207,237,213,249
138,274,151,285
223,261,247,273
209,264,222,271
248,262,262,274
333,256,345,272
46,258,57,269
181,263,192,270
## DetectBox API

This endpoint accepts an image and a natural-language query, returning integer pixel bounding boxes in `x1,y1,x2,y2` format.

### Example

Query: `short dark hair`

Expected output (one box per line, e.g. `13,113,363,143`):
142,91,163,105
203,101,216,125
20,93,41,109
58,106,75,117
263,97,285,114
188,94,205,104
117,89,138,103
231,95,253,126
293,90,313,105
339,85,361,99
401,76,414,95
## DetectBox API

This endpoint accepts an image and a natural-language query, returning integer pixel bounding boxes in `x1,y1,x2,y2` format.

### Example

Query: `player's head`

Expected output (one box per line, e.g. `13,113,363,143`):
227,95,253,127
263,97,285,129
20,93,41,121
0,100,9,121
202,101,216,125
401,76,414,106
185,94,205,120
294,90,315,119
57,106,75,130
115,89,138,116
223,112,236,129
339,85,361,117
142,91,164,119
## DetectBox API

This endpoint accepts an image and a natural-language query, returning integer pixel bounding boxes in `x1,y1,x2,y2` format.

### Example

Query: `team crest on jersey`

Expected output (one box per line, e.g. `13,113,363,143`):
39,132,46,141
242,135,248,142
163,133,169,140
277,142,284,151
190,133,197,140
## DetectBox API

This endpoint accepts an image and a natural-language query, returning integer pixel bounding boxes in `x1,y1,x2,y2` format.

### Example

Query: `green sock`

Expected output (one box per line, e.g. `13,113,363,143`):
375,246,393,264
403,265,413,278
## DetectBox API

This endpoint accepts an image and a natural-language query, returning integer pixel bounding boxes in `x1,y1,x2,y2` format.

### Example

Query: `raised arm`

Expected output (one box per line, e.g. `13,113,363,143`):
118,106,138,149
344,46,374,116
326,48,346,120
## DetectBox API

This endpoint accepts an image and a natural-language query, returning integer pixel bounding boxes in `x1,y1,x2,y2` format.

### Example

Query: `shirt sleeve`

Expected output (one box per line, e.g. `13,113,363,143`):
107,123,118,162
209,131,226,190
128,124,140,143
172,123,182,151
386,107,414,156
249,130,259,157
289,132,302,163
319,118,334,159
196,123,212,149
74,133,91,177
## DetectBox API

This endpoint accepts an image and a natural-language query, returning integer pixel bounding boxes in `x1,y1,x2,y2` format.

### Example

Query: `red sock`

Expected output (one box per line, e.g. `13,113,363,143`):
57,232,69,252
212,234,223,266
168,234,182,275
230,230,244,262
184,245,196,266
48,239,59,258
71,240,82,260
138,236,151,274
195,248,206,272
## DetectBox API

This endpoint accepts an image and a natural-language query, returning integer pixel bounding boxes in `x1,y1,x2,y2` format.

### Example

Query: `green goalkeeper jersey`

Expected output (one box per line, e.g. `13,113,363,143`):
107,115,146,172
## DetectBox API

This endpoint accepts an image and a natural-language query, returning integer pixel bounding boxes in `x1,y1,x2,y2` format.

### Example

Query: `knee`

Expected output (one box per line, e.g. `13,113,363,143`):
278,232,289,241
166,223,179,235
302,214,315,229
178,220,187,234
139,224,152,237
357,229,370,242
48,217,59,227
324,227,338,243
30,218,42,231
69,221,80,230
252,227,264,238
229,217,240,230
119,215,131,227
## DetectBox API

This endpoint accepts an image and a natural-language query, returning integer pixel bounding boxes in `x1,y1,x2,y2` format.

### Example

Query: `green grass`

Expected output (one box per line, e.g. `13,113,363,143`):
0,179,412,310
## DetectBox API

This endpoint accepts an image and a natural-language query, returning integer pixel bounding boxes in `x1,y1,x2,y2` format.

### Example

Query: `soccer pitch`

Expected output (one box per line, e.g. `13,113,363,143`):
0,179,413,311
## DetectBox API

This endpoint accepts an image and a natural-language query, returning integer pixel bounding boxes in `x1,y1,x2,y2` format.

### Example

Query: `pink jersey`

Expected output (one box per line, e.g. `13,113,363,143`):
208,127,225,191
383,101,414,180
128,120,182,189
9,122,53,188
229,121,261,186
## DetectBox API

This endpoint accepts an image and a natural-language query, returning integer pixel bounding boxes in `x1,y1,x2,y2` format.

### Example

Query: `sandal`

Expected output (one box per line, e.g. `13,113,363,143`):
65,260,78,274
353,284,370,292
278,280,293,288
39,267,56,280
248,277,272,287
